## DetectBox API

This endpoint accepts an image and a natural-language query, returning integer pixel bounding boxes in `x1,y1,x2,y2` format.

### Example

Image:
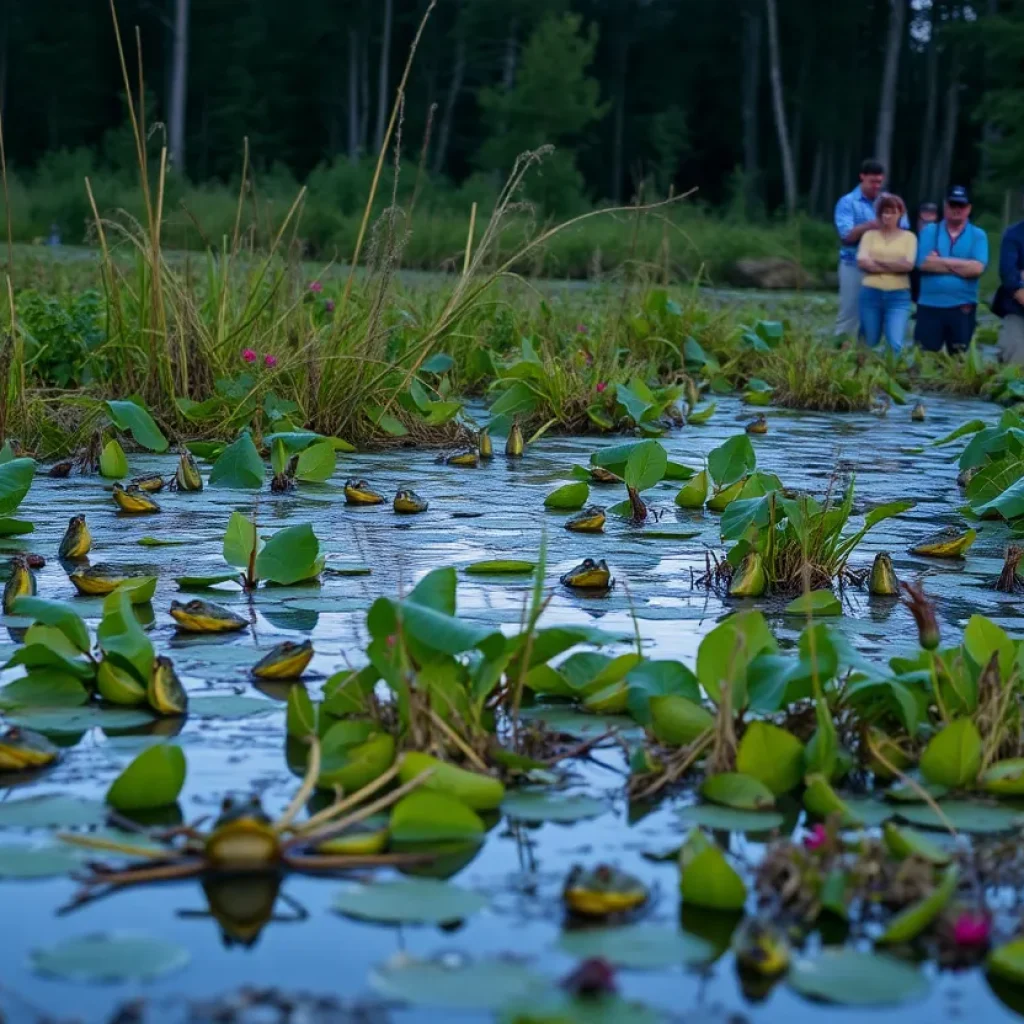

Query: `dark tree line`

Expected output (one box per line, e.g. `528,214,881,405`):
1,0,1022,218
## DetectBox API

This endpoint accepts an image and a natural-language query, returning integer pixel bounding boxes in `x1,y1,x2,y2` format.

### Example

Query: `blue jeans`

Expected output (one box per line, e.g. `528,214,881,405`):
859,286,910,354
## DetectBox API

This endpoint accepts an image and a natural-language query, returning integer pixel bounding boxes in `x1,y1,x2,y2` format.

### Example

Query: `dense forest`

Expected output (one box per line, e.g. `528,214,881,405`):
1,0,1023,230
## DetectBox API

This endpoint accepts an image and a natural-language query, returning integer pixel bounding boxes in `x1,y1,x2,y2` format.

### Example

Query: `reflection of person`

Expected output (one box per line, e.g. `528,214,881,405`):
834,159,907,338
914,186,989,354
910,202,938,305
856,194,916,354
993,197,1024,364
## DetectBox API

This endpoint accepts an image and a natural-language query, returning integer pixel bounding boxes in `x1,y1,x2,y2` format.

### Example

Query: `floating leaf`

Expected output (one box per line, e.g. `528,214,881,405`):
501,792,605,823
559,924,712,969
894,800,1023,834
637,529,702,540
0,517,33,535
920,718,982,788
370,958,545,1012
0,671,89,709
0,844,82,878
12,598,90,652
99,440,128,479
463,560,536,575
736,721,805,796
7,706,154,735
882,822,952,864
785,590,842,617
788,950,928,1006
700,772,776,811
106,400,168,452
106,745,186,812
176,573,240,589
0,795,107,829
137,536,191,547
981,758,1024,796
333,878,486,924
209,433,264,489
389,791,484,843
678,804,785,832
31,933,189,983
679,833,746,911
544,482,589,510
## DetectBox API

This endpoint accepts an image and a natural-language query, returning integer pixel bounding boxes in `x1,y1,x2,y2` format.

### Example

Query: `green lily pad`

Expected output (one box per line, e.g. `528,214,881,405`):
636,529,702,540
463,560,537,575
679,833,746,911
106,745,186,812
784,590,842,617
700,772,776,811
544,482,589,510
0,518,34,536
558,924,712,969
31,933,190,982
389,791,484,843
333,878,487,924
175,573,240,589
188,696,275,719
0,795,107,829
788,949,928,1006
894,800,1024,834
324,565,373,576
980,758,1024,796
6,706,155,734
138,536,193,547
370,958,546,1011
0,843,82,878
501,792,605,823
678,803,785,833
882,822,952,864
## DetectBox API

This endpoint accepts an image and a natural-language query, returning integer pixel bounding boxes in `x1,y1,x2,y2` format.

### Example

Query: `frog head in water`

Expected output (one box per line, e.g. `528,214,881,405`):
559,557,612,589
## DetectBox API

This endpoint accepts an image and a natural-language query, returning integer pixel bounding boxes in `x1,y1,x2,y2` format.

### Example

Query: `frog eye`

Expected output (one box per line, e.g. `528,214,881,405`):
582,558,595,568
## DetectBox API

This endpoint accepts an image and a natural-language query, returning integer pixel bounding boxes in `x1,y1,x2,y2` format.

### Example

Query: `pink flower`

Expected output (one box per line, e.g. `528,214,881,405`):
242,348,257,363
803,824,828,851
596,381,607,393
324,299,335,313
576,323,588,334
309,281,323,293
952,912,991,948
264,354,278,369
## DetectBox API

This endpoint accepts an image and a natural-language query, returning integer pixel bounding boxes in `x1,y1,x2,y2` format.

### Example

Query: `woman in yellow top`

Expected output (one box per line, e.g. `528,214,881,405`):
856,193,917,354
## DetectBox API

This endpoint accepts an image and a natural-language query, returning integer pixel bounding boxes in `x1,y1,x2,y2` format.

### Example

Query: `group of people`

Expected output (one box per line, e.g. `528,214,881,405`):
834,158,1024,363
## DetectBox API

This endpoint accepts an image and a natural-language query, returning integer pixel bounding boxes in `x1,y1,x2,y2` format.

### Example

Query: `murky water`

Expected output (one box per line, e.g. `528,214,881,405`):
1,392,1021,1022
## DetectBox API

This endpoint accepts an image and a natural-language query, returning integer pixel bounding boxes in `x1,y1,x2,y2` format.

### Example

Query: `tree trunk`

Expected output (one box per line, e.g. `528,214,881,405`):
432,34,465,176
168,0,190,172
874,0,905,175
808,141,824,217
359,28,370,151
917,12,938,204
741,2,761,212
764,0,797,216
347,28,360,162
373,0,393,154
979,0,999,182
501,19,518,93
932,46,961,201
610,34,628,202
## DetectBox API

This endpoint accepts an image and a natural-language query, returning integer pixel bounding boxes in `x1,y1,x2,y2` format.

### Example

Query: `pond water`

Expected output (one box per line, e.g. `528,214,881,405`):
1,392,1021,1023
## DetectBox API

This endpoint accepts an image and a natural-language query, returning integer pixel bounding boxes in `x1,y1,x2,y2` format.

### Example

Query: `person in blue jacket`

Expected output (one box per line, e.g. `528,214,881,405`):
914,185,989,353
994,198,1024,365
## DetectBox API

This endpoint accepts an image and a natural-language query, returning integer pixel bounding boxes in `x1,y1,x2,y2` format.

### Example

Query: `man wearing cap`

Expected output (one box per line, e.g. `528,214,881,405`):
833,159,907,338
994,201,1024,364
914,186,989,353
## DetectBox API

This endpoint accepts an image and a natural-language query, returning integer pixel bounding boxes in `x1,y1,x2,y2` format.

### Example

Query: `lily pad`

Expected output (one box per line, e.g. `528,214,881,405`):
0,843,82,878
788,949,929,1006
333,878,487,924
370,958,546,1011
894,800,1024,834
700,772,776,811
678,803,785,833
389,791,484,843
501,792,605,823
785,590,842,617
188,696,275,719
106,745,186,812
7,706,155,734
636,529,702,540
0,795,107,829
463,560,537,575
679,834,746,911
31,933,190,983
0,517,34,536
137,536,192,547
558,924,712,968
175,573,240,589
544,482,589,510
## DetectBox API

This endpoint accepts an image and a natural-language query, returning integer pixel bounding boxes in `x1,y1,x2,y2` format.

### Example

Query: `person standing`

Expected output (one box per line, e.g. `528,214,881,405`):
834,159,906,338
910,202,938,304
994,206,1024,364
915,186,989,354
856,194,916,354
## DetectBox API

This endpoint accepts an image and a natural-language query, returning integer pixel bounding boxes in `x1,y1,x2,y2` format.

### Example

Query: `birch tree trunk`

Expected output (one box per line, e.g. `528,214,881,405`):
874,0,905,174
168,0,190,172
932,46,961,200
373,0,393,154
432,35,465,175
765,0,797,216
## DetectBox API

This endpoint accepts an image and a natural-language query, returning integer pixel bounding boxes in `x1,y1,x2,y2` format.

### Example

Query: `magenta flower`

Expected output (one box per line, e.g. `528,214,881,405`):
324,299,336,313
952,912,991,948
596,381,607,393
309,281,323,293
803,824,828,851
242,348,257,364
264,354,278,369
576,323,588,334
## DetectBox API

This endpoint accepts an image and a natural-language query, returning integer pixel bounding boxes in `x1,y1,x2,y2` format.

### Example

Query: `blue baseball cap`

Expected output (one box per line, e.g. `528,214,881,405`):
946,185,970,205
